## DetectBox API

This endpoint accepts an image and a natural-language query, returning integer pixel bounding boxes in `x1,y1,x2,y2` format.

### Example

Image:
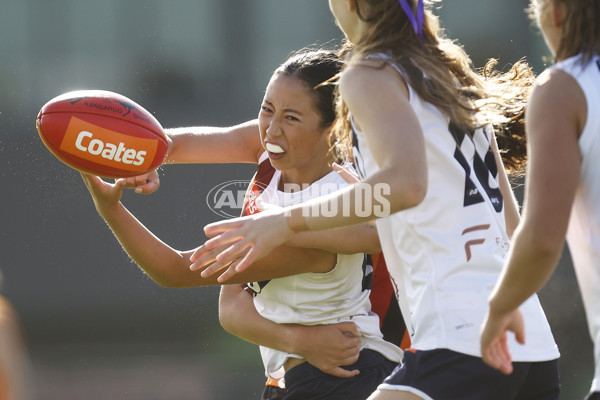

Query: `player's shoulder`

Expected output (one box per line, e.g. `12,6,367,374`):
535,67,578,90
340,59,408,105
531,68,586,115
339,62,373,93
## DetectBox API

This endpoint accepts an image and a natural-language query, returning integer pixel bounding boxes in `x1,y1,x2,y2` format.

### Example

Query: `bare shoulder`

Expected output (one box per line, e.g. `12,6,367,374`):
338,63,375,93
339,61,409,104
529,68,587,136
533,68,584,100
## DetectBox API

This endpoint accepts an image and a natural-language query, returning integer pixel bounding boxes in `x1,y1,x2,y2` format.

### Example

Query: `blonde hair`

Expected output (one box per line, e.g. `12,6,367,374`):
334,0,534,175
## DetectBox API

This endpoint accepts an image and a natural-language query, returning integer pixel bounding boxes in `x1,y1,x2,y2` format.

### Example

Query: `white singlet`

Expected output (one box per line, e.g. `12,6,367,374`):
554,53,600,393
351,53,559,361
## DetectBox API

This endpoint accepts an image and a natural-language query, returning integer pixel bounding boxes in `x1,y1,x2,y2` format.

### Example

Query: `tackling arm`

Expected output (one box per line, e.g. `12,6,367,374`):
218,284,361,378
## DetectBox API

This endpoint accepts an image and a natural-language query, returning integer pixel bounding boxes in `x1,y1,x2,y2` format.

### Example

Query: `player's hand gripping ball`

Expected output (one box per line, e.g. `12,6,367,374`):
36,90,167,178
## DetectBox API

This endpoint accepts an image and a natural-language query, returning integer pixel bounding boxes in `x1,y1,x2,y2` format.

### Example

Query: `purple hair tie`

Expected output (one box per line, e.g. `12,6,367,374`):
398,0,425,42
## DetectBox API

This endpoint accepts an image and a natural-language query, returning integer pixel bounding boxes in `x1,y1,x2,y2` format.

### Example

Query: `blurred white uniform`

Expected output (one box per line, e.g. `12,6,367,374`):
555,54,600,393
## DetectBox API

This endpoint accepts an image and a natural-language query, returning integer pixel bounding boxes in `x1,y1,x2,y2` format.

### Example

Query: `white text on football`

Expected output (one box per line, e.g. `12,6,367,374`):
75,131,146,165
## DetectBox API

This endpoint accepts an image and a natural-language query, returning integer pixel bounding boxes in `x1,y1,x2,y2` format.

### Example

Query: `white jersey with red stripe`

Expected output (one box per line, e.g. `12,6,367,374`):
351,53,559,361
246,152,403,379
554,53,600,392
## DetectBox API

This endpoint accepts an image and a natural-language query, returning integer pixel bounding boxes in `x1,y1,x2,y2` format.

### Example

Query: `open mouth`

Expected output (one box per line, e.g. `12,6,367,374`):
265,142,285,154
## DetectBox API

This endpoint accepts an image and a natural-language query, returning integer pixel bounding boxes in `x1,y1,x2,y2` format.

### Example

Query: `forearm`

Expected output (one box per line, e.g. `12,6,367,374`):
219,285,299,353
287,223,381,254
219,285,362,377
99,202,335,286
288,168,425,233
98,202,206,287
489,224,564,314
493,133,521,237
499,176,521,238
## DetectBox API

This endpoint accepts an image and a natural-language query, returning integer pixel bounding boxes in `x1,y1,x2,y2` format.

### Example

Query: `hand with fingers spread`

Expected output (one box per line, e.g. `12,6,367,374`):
197,209,295,282
480,307,525,375
188,241,236,278
121,169,160,194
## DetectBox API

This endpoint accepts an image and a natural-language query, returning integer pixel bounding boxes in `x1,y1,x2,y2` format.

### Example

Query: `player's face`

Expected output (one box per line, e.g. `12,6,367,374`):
258,74,332,186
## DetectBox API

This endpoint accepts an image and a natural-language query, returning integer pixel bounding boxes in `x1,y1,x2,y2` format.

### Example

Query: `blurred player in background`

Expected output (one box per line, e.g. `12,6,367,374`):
0,271,32,400
480,1,600,399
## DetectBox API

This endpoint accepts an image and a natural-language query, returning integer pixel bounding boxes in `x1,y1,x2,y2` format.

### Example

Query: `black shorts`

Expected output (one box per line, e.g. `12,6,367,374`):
261,385,286,400
282,349,398,400
585,392,600,400
377,348,560,400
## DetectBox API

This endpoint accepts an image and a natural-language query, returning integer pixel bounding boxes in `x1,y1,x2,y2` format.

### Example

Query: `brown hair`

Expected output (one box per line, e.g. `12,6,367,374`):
275,48,346,164
275,49,343,130
529,0,600,64
334,0,534,175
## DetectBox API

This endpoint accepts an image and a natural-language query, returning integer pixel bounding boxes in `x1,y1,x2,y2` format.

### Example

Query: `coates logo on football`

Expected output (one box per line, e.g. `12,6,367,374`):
206,180,269,218
59,117,158,172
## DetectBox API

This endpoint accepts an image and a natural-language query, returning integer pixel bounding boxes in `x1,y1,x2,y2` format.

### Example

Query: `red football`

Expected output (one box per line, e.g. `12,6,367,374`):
36,90,168,178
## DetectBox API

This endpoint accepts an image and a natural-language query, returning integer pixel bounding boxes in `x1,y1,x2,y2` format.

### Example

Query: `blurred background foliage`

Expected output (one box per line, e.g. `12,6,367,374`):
0,1,592,398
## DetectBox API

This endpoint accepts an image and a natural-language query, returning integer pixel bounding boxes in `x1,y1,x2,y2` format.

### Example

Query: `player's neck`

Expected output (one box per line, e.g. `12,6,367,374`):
278,163,333,192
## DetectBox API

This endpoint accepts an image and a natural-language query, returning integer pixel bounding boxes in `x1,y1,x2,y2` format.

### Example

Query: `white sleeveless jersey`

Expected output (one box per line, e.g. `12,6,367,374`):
554,54,600,392
245,153,403,378
351,53,559,361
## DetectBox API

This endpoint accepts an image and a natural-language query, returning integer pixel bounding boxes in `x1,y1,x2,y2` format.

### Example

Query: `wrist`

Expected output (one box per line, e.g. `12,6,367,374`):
281,324,307,355
96,201,123,220
287,206,309,233
163,134,175,164
488,293,515,317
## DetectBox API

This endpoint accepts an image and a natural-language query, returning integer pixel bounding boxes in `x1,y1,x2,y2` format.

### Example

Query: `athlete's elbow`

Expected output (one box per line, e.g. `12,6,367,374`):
408,179,427,207
362,233,382,254
218,315,233,334
148,274,185,288
390,177,426,212
218,305,237,335
524,231,565,262
145,270,199,288
513,223,566,264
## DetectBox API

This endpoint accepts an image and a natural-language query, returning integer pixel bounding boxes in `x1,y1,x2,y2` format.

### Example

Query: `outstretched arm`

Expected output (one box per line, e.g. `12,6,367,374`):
218,285,362,378
481,68,585,374
81,173,337,287
124,120,263,194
